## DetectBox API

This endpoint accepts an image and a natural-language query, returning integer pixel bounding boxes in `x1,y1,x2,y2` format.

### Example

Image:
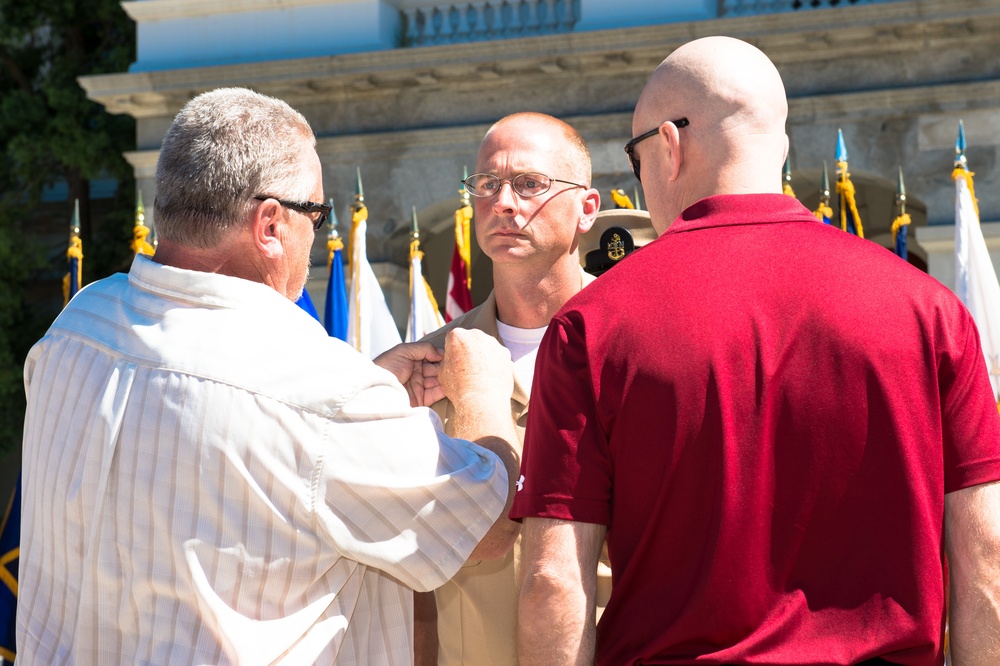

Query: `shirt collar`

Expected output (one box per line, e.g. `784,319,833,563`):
664,193,819,236
128,253,292,312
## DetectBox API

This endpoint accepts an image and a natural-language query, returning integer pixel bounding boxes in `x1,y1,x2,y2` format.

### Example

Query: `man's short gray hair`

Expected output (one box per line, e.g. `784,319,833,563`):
154,88,317,248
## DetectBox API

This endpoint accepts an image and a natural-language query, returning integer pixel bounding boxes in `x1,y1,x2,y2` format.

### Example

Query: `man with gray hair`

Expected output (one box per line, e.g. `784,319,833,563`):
17,87,519,665
513,37,1000,665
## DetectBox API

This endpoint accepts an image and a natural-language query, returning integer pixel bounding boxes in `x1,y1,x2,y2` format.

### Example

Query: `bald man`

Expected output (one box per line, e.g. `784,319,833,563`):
418,112,600,666
512,37,1000,665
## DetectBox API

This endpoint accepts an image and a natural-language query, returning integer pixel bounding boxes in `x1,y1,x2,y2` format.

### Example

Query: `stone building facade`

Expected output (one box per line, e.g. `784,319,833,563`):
80,0,1000,327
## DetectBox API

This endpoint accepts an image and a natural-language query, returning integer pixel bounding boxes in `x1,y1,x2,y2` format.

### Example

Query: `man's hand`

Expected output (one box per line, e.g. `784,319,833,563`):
439,328,513,411
374,342,445,407
440,328,520,560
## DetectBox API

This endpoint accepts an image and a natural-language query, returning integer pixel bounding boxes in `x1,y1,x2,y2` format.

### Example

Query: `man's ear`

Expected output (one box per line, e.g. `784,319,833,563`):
577,188,601,234
251,197,285,259
659,120,683,184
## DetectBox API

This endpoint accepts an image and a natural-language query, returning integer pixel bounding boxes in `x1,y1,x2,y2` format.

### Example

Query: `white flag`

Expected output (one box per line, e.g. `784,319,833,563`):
406,252,445,343
955,170,1000,402
347,209,402,358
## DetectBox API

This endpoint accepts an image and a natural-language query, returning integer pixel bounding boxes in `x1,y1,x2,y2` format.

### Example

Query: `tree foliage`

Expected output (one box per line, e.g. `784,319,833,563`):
0,0,136,452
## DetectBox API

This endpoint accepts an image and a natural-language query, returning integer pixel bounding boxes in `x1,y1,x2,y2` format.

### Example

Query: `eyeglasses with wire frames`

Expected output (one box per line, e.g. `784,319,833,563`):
253,195,331,230
623,118,690,182
461,172,587,199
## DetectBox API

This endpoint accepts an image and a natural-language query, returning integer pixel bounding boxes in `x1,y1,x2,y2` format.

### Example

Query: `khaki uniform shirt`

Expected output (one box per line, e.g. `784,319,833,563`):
421,270,602,665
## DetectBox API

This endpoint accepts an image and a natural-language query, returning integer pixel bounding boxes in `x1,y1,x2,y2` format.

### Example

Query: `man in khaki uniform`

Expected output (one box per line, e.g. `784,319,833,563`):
416,111,599,665
417,113,654,666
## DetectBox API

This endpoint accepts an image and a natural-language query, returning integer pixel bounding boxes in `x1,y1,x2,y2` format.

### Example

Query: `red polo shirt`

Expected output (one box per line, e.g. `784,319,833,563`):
511,194,1000,665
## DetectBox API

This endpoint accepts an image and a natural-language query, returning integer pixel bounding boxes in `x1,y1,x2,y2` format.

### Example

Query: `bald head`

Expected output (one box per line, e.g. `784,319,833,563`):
633,37,789,231
480,112,591,184
637,37,787,141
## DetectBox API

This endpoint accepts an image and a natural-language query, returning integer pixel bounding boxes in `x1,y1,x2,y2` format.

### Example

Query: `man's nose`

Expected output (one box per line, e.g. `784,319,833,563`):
492,180,518,215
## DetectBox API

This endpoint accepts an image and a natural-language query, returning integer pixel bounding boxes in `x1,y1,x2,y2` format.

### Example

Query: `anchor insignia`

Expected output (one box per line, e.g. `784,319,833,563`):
607,233,625,261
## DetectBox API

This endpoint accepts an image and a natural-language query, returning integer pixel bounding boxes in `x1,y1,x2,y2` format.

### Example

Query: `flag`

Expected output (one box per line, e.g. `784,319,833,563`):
611,188,635,209
813,161,833,225
835,129,864,238
295,289,321,322
347,170,402,358
406,207,445,342
0,477,18,666
131,191,155,256
891,166,911,261
782,156,796,198
62,199,83,307
891,212,911,260
324,200,349,341
953,123,1000,408
446,172,474,322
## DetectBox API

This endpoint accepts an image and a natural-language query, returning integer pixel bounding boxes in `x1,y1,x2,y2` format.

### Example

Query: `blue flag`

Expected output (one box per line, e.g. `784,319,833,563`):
0,476,19,665
893,217,909,260
295,288,321,323
891,167,910,261
814,202,833,225
325,243,348,341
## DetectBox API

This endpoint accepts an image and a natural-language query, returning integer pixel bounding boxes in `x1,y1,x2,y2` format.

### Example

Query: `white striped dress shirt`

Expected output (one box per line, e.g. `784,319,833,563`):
18,255,507,665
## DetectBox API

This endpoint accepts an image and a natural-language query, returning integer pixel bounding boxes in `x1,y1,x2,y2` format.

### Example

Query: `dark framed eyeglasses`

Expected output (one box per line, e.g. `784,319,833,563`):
253,195,331,230
461,172,587,199
623,118,690,182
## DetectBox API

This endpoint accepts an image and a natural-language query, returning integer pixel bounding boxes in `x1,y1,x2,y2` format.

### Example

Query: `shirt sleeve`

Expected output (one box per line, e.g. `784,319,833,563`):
941,307,1000,493
313,373,509,593
509,310,613,526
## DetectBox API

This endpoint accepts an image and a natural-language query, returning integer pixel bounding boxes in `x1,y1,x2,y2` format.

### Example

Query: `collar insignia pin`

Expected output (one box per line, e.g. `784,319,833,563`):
607,233,625,261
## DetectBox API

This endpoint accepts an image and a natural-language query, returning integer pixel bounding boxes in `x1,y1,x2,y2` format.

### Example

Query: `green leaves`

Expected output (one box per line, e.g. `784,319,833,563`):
0,0,136,453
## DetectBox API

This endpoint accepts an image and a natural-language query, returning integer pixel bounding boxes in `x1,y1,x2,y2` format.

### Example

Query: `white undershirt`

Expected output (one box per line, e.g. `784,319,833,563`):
496,320,548,397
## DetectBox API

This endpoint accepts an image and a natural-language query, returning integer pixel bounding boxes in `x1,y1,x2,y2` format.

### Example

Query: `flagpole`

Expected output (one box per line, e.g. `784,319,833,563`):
131,191,155,256
327,197,342,273
835,129,864,238
782,155,795,198
891,166,910,260
351,168,365,350
952,119,1000,409
814,161,833,224
459,167,472,290
410,206,420,341
62,199,83,307
446,167,474,322
324,197,349,340
345,169,403,357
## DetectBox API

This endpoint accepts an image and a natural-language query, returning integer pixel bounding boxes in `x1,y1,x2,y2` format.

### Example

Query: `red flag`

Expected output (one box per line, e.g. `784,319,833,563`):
446,200,473,322
446,246,473,321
